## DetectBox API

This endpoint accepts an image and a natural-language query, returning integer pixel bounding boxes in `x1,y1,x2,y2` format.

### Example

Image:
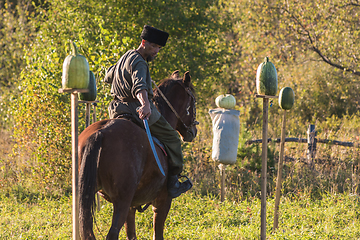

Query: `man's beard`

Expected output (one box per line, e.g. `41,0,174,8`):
146,55,156,62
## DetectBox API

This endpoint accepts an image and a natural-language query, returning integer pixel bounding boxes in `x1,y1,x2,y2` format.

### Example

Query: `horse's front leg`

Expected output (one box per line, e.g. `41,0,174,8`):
125,207,137,240
152,195,172,240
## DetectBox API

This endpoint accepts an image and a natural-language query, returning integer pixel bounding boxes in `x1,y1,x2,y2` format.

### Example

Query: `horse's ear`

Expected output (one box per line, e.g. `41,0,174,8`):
183,71,191,87
171,70,180,79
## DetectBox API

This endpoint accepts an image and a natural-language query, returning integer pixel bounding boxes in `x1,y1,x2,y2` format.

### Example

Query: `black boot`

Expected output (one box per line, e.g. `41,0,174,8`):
167,175,193,198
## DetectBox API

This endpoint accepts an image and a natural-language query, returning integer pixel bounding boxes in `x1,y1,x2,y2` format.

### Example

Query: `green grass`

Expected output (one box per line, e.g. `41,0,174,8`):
1,190,359,239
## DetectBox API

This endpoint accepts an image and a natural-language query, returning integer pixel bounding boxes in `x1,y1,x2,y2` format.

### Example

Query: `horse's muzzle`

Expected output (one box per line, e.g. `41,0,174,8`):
182,126,197,142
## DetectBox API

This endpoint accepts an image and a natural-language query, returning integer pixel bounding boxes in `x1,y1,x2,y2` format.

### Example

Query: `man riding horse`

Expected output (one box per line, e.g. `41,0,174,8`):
106,25,192,198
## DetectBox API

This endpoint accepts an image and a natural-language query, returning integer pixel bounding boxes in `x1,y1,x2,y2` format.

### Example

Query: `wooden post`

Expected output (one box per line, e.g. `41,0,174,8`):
59,88,88,240
85,102,91,127
273,110,287,230
92,102,101,211
307,124,316,168
79,100,100,211
79,100,99,128
219,164,226,202
255,94,277,240
92,102,97,123
71,92,80,240
261,97,269,240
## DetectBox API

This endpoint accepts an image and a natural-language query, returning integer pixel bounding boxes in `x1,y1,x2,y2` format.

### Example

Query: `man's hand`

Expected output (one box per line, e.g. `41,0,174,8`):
136,89,151,120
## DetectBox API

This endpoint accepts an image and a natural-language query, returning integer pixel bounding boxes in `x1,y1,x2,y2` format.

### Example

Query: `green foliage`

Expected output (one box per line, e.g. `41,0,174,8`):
4,0,235,191
1,0,360,231
280,58,360,124
229,0,360,130
0,1,33,87
237,143,276,174
2,0,360,202
269,0,360,74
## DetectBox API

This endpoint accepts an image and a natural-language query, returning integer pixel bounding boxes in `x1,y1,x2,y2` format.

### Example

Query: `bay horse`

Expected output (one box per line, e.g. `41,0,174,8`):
78,70,198,240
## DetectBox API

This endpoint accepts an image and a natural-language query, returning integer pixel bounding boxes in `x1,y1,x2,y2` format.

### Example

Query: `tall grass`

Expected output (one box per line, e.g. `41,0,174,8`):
1,98,360,239
1,189,359,239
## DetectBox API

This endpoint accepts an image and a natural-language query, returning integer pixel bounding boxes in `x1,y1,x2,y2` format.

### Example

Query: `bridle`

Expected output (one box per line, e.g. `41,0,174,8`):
152,80,199,134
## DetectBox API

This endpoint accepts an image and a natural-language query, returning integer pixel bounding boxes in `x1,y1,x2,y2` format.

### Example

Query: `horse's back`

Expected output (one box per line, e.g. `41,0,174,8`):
79,118,168,206
79,119,144,158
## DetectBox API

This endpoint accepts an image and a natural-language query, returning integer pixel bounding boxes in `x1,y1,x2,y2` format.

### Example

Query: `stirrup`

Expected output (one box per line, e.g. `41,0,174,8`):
179,174,193,185
167,175,193,198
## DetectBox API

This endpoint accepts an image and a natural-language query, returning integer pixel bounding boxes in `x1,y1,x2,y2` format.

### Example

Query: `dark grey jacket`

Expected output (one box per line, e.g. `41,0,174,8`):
106,50,161,125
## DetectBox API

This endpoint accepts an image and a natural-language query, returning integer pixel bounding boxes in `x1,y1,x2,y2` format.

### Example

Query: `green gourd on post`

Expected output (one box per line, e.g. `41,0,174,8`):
62,40,89,89
79,71,97,101
256,57,278,96
278,87,295,110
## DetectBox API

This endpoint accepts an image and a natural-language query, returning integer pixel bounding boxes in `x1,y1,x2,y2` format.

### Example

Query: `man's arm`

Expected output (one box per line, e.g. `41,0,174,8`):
136,89,151,120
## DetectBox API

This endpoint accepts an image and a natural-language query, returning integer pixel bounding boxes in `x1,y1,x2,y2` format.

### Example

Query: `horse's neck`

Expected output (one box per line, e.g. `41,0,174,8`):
154,96,178,129
154,80,182,129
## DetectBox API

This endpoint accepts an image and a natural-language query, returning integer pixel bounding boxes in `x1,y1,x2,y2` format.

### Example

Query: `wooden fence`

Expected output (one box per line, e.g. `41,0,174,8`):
246,124,359,163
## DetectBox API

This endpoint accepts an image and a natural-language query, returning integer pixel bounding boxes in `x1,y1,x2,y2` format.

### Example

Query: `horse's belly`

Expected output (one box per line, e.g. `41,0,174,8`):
131,177,166,206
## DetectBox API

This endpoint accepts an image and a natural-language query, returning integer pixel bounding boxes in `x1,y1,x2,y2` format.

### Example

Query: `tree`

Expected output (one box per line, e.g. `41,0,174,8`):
228,0,360,131
7,0,236,191
269,0,360,76
0,0,37,88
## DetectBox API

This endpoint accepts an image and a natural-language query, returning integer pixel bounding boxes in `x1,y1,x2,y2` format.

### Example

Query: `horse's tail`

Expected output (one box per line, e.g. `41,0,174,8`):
79,131,103,240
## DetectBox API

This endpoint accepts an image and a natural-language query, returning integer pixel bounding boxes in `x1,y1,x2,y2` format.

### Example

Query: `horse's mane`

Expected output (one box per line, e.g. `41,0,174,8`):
153,76,195,115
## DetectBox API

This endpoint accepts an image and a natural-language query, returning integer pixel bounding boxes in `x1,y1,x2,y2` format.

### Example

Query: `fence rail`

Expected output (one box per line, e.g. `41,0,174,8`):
245,124,359,164
246,137,358,147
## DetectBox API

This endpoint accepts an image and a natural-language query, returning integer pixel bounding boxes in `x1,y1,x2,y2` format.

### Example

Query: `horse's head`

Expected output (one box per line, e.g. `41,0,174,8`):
153,70,199,142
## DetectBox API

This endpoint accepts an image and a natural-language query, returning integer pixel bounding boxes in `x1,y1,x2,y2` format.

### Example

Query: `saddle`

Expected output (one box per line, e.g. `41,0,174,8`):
115,113,167,156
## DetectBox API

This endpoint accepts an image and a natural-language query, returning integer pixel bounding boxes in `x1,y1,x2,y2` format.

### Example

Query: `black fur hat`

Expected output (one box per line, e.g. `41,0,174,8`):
140,25,169,47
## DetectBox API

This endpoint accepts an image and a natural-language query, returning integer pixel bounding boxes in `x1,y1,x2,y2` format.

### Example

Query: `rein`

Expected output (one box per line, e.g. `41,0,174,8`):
152,80,199,131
